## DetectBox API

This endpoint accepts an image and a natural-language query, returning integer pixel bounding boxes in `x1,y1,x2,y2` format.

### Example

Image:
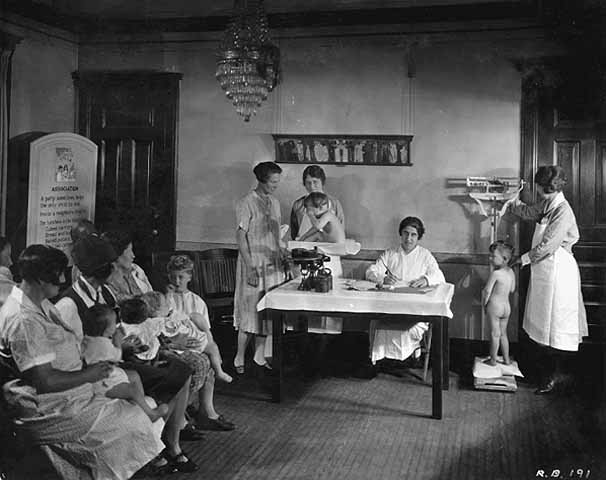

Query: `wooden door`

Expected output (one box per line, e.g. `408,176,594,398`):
520,60,606,393
73,71,181,272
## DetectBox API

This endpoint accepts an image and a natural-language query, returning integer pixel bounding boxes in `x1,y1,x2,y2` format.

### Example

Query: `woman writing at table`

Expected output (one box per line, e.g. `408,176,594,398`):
365,216,445,365
233,162,288,374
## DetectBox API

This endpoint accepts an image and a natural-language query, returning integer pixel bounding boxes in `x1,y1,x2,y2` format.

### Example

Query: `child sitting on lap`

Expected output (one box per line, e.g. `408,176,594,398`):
297,192,345,243
141,289,233,383
81,304,168,422
482,241,516,366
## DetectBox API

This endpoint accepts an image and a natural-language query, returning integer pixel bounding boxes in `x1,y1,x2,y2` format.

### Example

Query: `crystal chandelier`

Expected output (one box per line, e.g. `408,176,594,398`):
216,0,280,122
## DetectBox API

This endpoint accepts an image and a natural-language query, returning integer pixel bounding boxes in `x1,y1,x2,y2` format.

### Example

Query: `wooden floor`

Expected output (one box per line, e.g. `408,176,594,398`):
5,363,605,479
158,368,605,480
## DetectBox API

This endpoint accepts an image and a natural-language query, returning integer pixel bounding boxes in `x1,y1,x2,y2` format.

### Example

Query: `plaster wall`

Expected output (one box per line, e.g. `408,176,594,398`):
7,21,77,137
79,36,521,254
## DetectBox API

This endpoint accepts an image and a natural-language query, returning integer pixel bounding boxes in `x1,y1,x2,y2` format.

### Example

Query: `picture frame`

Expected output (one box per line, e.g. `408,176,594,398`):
272,134,413,166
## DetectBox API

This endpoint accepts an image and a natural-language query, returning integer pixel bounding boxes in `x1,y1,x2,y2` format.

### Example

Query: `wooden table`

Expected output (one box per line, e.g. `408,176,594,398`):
257,279,454,419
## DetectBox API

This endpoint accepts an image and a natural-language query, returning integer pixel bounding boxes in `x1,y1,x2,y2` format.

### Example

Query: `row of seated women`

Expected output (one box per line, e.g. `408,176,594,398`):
0,228,235,479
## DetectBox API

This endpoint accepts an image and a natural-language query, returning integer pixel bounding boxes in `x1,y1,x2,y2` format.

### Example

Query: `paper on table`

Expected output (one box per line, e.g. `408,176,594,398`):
345,279,376,291
288,239,361,256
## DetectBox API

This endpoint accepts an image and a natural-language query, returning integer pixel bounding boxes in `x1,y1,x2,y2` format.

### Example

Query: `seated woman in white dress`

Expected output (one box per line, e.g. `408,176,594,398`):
366,217,445,364
0,245,166,479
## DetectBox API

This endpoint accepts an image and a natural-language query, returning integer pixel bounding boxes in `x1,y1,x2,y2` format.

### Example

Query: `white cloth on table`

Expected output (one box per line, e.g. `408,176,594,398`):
257,280,454,318
365,245,446,363
0,286,163,480
287,239,362,334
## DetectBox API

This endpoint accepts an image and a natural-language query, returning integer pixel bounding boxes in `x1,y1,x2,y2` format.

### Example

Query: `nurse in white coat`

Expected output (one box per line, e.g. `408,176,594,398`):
508,165,587,394
366,217,445,364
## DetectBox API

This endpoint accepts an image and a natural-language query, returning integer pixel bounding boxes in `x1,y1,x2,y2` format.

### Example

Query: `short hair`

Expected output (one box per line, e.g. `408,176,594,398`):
70,219,97,243
302,165,326,186
140,291,165,317
253,162,282,183
167,254,195,274
398,216,425,239
489,241,514,262
119,297,148,325
304,191,328,208
534,165,566,193
82,304,116,337
18,244,68,285
100,229,132,257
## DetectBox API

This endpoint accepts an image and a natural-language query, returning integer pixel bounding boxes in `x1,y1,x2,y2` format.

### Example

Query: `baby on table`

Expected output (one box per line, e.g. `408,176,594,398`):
297,192,345,243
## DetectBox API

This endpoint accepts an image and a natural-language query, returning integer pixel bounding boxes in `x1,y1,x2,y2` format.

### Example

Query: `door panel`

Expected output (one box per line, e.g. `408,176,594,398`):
74,71,181,271
520,63,606,361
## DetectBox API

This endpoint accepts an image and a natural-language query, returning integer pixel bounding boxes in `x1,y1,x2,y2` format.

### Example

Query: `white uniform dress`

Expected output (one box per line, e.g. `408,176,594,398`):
366,245,445,363
511,192,587,351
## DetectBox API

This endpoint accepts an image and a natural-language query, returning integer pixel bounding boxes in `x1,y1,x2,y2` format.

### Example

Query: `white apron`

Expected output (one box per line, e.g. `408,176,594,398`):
523,218,587,351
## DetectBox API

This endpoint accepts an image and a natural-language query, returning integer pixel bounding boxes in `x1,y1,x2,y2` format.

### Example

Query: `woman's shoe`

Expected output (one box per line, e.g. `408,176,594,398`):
197,414,236,431
163,450,199,473
179,423,205,441
233,360,245,375
253,360,272,371
535,378,556,395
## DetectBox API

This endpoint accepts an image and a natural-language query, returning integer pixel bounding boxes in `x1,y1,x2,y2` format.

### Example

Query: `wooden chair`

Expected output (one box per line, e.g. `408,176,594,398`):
150,251,202,295
197,248,238,324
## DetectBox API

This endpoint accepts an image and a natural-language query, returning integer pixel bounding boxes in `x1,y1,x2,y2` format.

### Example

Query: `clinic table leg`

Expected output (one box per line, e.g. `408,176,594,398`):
271,310,283,403
443,317,449,391
431,316,443,419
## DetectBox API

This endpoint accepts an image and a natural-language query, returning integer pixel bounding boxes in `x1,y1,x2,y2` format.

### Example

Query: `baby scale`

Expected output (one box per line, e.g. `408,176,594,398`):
290,248,333,292
466,176,525,244
465,177,525,392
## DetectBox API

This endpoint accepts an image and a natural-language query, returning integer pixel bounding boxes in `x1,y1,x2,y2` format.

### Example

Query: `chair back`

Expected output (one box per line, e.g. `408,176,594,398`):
198,248,238,299
150,251,202,295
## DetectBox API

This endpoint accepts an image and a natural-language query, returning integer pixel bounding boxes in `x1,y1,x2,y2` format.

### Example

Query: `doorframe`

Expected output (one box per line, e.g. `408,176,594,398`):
72,70,182,251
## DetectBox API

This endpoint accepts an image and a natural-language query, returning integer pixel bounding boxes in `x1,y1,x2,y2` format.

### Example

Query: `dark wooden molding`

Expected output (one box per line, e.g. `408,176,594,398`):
3,1,540,35
0,31,23,49
175,242,489,265
72,70,183,82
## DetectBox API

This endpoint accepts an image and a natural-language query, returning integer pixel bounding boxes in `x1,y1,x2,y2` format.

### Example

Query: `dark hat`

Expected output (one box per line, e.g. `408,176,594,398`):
73,234,118,276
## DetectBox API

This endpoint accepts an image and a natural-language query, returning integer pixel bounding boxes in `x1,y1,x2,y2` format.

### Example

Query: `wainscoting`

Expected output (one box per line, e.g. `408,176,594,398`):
176,241,518,342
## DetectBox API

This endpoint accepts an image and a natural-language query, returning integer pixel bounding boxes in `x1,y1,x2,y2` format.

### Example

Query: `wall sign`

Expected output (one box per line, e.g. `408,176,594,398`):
27,133,97,250
273,134,413,166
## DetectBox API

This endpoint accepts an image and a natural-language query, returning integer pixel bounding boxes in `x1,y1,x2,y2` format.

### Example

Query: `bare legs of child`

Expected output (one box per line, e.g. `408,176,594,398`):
483,303,511,366
106,369,169,422
204,340,233,383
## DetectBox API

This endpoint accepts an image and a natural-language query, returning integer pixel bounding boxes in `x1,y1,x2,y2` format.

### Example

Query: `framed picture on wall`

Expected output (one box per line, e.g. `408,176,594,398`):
272,134,413,166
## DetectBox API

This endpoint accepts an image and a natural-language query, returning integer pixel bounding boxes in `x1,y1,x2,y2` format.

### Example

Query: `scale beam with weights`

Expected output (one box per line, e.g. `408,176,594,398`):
462,176,526,391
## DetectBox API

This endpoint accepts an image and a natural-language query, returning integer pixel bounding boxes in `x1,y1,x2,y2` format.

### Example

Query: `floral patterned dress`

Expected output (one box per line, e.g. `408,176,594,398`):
234,190,285,335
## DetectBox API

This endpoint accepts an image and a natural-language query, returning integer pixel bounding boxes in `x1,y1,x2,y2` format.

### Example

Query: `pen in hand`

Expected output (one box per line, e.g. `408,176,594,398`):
379,258,401,282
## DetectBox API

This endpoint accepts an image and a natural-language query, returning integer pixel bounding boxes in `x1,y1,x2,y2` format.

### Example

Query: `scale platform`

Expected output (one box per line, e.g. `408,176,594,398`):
472,356,522,392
